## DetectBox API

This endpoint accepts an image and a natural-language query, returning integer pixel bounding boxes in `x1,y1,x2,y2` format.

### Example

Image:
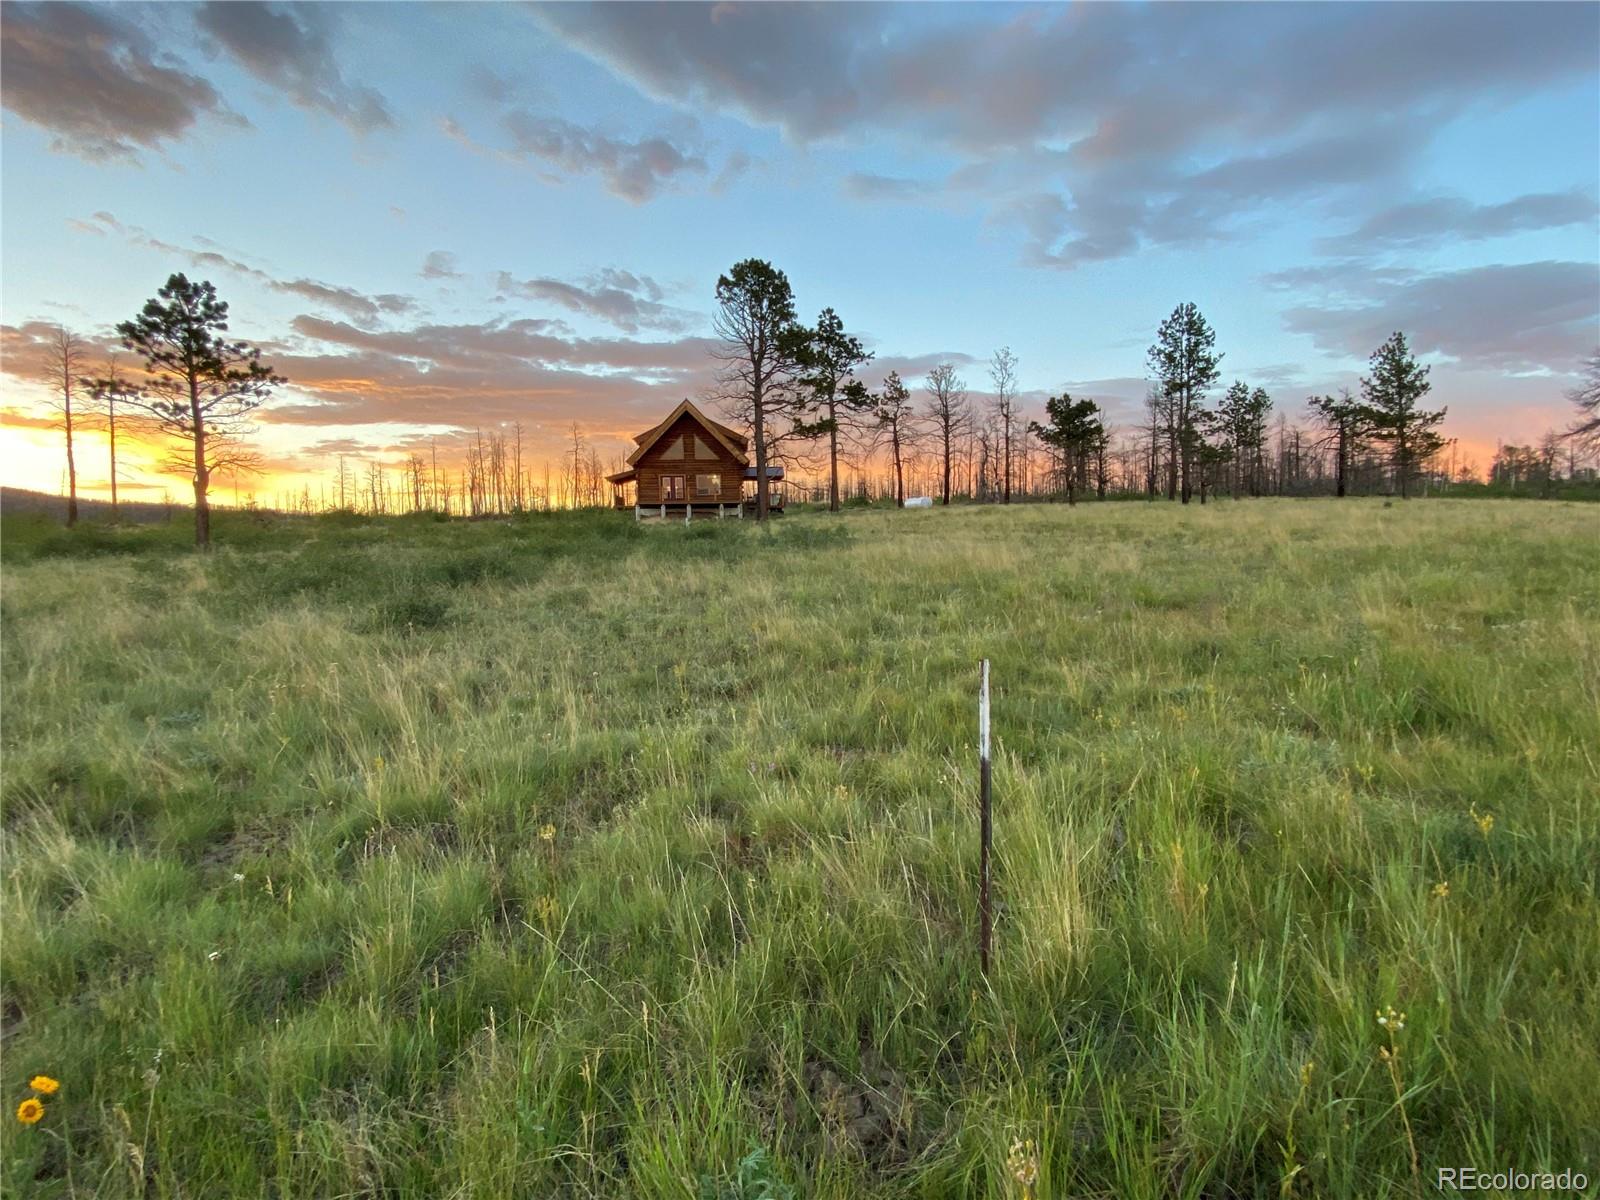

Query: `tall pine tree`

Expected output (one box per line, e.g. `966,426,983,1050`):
1214,381,1272,498
794,307,873,512
1147,303,1222,504
1028,393,1104,506
112,275,284,548
1360,332,1444,499
711,259,808,521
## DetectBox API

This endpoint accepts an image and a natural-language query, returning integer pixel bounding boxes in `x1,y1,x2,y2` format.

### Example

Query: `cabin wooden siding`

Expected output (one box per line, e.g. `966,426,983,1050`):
633,412,746,505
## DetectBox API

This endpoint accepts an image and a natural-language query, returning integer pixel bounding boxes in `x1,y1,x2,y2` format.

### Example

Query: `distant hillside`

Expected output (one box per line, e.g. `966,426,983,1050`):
1,487,187,525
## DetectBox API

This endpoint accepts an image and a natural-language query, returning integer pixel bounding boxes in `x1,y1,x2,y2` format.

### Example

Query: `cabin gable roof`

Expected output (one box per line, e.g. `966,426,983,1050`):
626,400,748,468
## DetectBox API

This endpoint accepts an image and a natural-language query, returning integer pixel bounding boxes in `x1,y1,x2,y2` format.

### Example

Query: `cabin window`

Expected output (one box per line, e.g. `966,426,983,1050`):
694,473,720,498
660,475,685,501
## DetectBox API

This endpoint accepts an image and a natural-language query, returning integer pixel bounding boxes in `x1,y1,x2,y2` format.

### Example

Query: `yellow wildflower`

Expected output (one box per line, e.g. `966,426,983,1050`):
16,1098,44,1125
28,1075,59,1095
1431,881,1450,899
538,823,556,843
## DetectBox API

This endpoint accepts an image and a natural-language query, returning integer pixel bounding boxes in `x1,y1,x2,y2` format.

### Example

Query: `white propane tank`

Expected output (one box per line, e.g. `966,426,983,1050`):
904,496,933,508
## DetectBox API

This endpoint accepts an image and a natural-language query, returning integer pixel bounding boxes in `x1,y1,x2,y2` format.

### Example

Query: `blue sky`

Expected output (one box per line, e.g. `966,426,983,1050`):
3,1,1597,498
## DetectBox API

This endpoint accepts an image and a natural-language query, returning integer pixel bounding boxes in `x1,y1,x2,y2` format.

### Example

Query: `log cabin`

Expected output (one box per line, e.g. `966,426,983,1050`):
607,400,785,518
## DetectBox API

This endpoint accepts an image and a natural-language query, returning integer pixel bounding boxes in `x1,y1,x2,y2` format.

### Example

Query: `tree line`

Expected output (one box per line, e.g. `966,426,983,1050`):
34,269,1600,545
707,260,1569,516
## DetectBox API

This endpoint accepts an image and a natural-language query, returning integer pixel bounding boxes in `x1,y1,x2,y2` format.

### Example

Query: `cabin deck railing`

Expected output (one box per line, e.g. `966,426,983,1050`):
623,497,787,521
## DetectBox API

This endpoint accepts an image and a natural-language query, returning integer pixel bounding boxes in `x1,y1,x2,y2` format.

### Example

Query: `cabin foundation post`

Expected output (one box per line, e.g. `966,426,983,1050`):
686,503,692,526
660,504,665,520
718,504,724,520
634,504,641,522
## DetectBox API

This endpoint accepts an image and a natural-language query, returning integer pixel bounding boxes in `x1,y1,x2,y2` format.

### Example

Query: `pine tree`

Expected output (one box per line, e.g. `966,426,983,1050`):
1214,381,1273,498
108,274,284,548
1359,332,1445,499
711,259,808,521
1147,303,1222,503
1028,394,1104,506
793,307,873,512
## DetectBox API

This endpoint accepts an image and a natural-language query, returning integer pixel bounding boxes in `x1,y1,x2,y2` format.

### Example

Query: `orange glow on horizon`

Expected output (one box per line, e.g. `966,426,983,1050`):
4,414,1522,509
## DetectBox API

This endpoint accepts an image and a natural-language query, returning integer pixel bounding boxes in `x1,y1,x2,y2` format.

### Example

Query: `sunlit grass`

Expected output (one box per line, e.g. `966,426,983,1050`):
2,498,1596,1196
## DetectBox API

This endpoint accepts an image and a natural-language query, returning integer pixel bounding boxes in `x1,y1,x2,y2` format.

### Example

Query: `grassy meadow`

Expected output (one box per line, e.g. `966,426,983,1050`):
1,498,1597,1198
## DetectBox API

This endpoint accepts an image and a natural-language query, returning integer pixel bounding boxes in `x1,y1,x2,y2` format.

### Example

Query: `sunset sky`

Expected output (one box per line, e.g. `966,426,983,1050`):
3,1,1597,503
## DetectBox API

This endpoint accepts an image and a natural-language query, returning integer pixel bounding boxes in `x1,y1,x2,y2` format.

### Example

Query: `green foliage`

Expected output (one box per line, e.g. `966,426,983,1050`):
1360,331,1446,498
1148,302,1223,401
712,259,807,520
2,501,1596,1197
793,307,874,446
367,592,452,633
1029,393,1105,500
1211,381,1273,496
699,1143,798,1200
101,273,286,547
1147,302,1224,502
112,274,285,425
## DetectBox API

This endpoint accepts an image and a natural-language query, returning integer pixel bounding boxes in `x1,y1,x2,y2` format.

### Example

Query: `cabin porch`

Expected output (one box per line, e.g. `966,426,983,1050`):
608,464,786,518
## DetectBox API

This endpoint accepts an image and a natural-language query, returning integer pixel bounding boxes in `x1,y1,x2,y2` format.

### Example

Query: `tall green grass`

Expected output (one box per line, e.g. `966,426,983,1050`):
2,499,1596,1197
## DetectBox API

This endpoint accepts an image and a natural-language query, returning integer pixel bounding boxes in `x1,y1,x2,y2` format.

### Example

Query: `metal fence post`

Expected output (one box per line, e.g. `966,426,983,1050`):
979,658,992,976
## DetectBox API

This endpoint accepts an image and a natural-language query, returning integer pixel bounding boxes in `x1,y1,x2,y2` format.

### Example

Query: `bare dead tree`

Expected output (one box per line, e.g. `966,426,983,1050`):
923,363,972,506
1566,351,1600,460
872,371,921,507
976,415,1000,502
566,422,586,509
467,431,486,515
1139,387,1164,498
84,349,141,523
364,459,384,513
406,452,426,512
512,422,526,512
44,326,86,527
989,347,1019,504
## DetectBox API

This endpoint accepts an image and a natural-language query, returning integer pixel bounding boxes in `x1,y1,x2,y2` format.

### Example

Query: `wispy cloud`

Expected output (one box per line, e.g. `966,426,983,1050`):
539,2,1599,268
420,251,462,280
1316,191,1599,256
67,212,416,327
1278,259,1599,373
499,111,707,203
1,2,240,161
196,1,394,134
494,268,694,334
